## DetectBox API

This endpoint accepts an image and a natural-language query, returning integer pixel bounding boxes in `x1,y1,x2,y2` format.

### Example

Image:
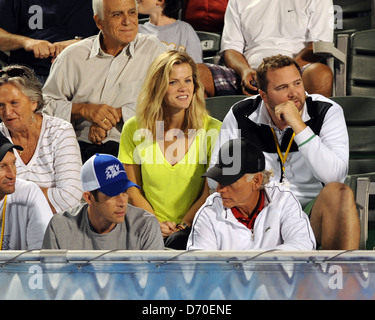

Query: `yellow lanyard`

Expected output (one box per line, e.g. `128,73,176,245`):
0,195,7,250
270,128,295,181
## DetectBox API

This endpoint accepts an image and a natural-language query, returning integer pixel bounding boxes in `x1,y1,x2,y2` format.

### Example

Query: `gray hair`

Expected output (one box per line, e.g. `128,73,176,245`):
0,64,44,112
246,170,274,189
92,0,138,20
92,0,104,19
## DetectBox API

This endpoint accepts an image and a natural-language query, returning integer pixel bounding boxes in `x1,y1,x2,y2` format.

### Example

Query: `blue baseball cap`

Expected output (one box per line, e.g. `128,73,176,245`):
81,153,139,197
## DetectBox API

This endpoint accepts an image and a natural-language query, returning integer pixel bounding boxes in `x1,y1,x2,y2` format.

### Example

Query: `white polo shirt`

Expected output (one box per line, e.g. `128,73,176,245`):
187,181,316,251
221,0,334,69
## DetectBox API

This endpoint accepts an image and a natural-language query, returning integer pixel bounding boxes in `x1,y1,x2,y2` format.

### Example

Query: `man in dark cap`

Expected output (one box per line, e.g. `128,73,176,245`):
0,132,53,250
187,138,315,251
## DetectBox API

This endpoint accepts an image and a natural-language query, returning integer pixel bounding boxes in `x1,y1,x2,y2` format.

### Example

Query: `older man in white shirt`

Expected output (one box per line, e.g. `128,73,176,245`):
43,0,166,162
187,138,316,251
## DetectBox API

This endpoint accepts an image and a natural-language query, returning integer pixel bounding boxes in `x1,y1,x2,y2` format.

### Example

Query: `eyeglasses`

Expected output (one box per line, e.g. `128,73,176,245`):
0,68,26,78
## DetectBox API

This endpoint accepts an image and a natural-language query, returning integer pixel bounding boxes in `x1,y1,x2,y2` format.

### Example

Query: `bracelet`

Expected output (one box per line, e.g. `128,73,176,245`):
176,222,189,231
74,36,83,41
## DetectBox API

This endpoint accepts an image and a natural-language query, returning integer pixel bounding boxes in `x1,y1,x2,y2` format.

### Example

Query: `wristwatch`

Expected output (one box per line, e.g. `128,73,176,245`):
176,222,189,231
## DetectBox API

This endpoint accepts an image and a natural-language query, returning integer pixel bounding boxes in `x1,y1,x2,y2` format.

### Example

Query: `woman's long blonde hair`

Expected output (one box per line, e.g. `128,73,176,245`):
136,51,208,138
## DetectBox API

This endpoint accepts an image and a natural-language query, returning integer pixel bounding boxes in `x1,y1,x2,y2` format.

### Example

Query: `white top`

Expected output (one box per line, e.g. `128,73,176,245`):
139,20,203,63
221,0,334,69
187,181,316,251
42,32,166,144
0,114,83,212
0,179,53,250
209,94,349,207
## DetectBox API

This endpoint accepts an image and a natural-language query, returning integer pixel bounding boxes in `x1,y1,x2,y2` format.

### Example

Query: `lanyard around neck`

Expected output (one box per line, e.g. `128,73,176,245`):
270,128,295,180
0,195,7,250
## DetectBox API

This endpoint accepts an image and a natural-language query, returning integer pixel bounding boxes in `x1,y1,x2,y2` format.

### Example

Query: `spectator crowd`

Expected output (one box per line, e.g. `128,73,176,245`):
0,0,360,252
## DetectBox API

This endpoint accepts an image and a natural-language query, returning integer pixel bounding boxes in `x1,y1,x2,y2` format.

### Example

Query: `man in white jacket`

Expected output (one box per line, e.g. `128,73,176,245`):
187,138,316,251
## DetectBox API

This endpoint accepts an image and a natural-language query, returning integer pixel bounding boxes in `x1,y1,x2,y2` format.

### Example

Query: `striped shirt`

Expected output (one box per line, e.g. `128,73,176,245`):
0,114,83,213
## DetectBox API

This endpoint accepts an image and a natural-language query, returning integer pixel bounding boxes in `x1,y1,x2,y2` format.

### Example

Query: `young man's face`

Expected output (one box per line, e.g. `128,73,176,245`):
0,151,17,200
87,190,129,233
260,65,306,113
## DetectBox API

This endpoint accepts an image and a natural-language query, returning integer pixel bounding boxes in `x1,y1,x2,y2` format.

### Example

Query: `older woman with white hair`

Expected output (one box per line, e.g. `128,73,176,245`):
0,64,83,213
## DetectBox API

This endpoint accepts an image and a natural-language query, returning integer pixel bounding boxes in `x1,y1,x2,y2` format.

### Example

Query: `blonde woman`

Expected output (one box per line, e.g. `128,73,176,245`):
119,51,221,249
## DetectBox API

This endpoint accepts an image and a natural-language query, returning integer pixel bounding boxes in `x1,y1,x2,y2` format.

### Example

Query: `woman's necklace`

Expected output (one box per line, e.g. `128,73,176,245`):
19,145,28,156
16,137,33,157
15,114,41,157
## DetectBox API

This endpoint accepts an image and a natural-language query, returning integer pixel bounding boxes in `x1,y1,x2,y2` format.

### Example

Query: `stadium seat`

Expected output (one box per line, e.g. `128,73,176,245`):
205,95,247,121
196,31,222,64
315,0,375,96
344,173,375,249
347,29,375,96
313,38,348,97
333,0,374,31
316,28,375,96
331,95,375,174
332,95,375,249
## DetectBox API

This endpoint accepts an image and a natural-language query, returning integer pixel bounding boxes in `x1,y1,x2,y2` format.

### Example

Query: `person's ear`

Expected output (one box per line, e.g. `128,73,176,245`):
93,14,103,31
83,191,93,205
156,0,166,9
252,173,264,190
31,101,38,112
259,89,268,104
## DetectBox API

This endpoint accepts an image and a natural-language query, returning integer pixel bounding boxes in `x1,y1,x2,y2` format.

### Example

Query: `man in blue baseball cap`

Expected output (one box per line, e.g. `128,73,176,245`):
42,153,164,250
